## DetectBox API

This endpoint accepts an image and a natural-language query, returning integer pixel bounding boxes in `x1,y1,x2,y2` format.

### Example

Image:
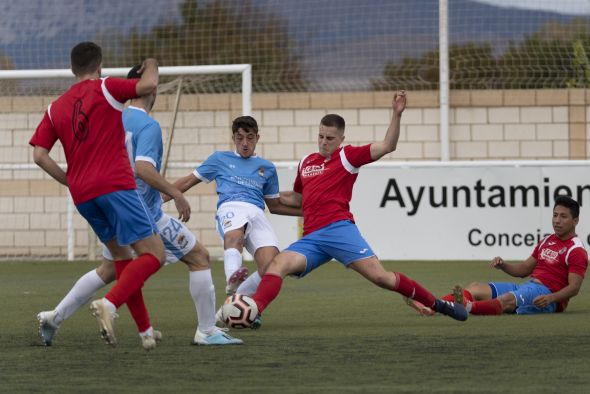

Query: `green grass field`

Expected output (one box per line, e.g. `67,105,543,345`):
1,259,589,393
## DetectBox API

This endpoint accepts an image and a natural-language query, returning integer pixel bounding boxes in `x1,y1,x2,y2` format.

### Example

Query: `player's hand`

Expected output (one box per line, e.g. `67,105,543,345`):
393,90,407,116
490,256,504,269
174,193,191,222
533,294,552,309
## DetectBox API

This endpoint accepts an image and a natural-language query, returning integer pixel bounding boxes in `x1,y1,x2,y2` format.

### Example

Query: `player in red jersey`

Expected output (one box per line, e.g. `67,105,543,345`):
441,196,587,315
247,91,468,329
30,42,166,348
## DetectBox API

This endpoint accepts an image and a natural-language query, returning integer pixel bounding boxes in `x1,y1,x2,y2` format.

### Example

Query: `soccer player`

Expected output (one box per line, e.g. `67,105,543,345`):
30,42,165,348
441,196,587,315
248,91,468,328
36,64,243,347
172,116,301,299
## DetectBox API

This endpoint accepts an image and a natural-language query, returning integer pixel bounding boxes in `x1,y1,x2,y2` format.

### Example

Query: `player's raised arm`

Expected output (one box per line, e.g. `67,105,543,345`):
135,58,159,97
370,90,407,161
33,146,68,186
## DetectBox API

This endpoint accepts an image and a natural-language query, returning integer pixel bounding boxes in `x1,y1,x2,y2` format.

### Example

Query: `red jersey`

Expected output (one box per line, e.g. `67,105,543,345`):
531,233,588,312
29,77,139,204
294,144,374,235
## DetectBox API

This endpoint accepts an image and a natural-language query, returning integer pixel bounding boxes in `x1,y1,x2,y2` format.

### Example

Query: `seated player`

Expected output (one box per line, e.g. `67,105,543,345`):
412,196,587,316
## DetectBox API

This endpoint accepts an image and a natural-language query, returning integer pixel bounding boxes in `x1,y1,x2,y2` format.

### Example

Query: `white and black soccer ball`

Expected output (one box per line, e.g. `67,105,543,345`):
221,294,259,329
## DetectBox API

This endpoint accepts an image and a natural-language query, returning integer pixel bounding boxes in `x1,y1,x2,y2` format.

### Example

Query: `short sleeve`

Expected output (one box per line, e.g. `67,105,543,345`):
103,77,139,103
263,165,280,198
194,152,220,183
134,121,162,167
29,111,58,151
344,144,374,168
567,247,588,278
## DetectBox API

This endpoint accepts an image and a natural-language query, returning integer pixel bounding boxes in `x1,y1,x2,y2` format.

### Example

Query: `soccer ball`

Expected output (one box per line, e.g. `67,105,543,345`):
221,294,259,329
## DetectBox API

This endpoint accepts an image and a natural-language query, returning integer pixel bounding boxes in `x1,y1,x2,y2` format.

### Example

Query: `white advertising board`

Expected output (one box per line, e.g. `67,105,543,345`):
269,161,590,261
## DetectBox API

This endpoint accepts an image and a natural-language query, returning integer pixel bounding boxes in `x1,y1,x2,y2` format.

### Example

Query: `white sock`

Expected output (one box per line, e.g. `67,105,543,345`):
54,269,106,325
139,326,154,338
102,298,117,313
189,270,216,334
236,271,262,296
223,248,243,282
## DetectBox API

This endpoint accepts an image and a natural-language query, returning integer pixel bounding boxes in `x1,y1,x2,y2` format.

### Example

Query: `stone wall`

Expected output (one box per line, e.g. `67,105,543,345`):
1,89,588,259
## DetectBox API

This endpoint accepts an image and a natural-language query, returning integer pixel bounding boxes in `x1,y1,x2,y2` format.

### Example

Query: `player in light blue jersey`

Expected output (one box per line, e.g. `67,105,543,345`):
36,65,242,348
173,116,301,301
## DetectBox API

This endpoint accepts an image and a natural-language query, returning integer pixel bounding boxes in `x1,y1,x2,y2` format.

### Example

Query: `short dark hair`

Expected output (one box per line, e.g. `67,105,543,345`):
554,195,580,219
320,114,345,131
70,42,102,76
127,64,142,79
232,116,258,134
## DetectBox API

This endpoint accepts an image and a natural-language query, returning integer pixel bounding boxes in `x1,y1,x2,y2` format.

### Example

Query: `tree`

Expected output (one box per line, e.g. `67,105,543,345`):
373,18,590,90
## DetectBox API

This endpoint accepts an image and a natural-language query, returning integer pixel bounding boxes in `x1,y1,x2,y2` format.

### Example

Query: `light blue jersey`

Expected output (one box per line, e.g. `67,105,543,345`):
123,106,164,222
194,151,279,210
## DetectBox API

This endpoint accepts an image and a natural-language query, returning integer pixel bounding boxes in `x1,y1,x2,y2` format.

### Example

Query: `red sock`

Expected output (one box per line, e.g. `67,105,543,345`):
441,293,455,302
470,299,503,315
106,253,161,308
252,274,283,313
393,272,436,309
441,290,474,303
113,259,151,333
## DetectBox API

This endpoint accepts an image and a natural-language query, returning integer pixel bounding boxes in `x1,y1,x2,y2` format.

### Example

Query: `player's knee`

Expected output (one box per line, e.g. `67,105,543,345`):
96,260,116,283
184,243,210,270
373,272,394,290
466,282,489,300
499,293,517,312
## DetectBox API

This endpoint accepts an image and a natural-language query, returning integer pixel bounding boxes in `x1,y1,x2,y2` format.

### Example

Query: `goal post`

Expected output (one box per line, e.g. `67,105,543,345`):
0,64,252,115
0,65,251,261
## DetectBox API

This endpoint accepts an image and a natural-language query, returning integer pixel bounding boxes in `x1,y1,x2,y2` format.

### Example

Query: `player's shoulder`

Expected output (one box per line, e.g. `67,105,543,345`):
568,235,587,251
252,155,276,168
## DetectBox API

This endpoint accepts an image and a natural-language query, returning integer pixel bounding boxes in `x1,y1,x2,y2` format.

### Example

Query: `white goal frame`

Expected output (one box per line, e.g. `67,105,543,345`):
0,65,251,261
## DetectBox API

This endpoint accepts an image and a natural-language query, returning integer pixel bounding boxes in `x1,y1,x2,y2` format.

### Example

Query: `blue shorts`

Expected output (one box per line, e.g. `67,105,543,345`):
76,189,158,246
489,280,556,314
286,220,375,277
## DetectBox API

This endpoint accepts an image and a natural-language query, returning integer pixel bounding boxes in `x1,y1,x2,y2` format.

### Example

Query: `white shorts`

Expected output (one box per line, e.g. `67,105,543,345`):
102,213,197,265
215,201,279,255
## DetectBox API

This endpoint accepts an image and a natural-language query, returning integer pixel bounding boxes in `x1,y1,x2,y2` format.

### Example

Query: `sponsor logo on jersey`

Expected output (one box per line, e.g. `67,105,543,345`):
540,248,558,261
302,163,325,177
